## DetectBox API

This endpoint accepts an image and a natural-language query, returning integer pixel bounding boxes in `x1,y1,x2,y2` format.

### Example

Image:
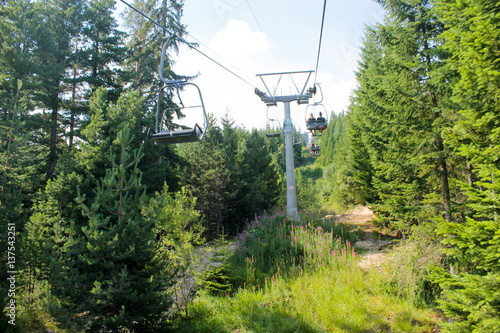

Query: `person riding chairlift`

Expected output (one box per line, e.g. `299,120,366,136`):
317,112,325,122
307,113,316,133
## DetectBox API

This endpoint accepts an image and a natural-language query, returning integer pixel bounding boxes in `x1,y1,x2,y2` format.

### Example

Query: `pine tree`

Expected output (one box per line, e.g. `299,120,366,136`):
122,0,186,106
0,77,48,328
77,0,127,100
49,128,168,330
76,87,178,194
63,0,127,147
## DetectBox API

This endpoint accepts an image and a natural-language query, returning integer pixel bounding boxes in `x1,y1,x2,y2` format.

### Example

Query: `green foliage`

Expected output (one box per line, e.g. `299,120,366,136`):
122,0,186,106
383,224,444,306
77,87,178,193
179,122,283,239
178,117,236,238
6,0,500,330
338,0,458,233
295,165,323,211
199,264,233,297
318,112,372,209
431,218,500,332
143,183,204,271
226,211,354,289
49,128,168,331
171,212,441,333
0,77,47,329
78,0,126,97
235,130,283,220
428,0,500,331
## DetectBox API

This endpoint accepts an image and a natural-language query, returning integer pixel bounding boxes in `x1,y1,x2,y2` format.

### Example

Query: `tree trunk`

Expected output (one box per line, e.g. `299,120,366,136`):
466,158,474,187
48,101,59,178
69,67,77,150
436,134,452,221
422,21,452,221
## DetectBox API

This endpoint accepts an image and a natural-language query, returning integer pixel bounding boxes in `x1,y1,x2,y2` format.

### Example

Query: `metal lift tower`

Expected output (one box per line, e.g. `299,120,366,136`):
255,70,315,220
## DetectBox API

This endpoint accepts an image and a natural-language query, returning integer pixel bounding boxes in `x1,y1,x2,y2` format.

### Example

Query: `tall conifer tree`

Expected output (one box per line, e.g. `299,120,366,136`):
350,0,454,231
431,0,500,330
50,128,168,330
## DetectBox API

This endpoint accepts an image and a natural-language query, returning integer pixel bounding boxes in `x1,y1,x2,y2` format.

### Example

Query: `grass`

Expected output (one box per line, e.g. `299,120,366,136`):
168,210,442,332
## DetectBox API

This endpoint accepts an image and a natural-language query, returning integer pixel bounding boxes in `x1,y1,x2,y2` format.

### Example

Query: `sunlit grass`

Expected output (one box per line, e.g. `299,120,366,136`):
169,211,441,332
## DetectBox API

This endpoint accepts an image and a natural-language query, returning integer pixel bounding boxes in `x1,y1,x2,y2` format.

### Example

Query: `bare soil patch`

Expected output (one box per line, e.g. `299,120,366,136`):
336,206,396,271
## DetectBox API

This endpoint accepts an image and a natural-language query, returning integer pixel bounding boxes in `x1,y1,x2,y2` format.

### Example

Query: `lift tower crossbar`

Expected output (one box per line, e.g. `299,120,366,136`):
255,70,315,220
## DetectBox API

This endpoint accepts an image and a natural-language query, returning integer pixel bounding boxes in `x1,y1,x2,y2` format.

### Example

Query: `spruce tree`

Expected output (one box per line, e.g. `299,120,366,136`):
431,0,500,330
350,0,456,231
30,0,84,177
235,130,282,221
178,117,235,239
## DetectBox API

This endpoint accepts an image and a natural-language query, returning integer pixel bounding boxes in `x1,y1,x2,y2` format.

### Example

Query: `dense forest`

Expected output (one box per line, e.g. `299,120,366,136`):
0,0,499,332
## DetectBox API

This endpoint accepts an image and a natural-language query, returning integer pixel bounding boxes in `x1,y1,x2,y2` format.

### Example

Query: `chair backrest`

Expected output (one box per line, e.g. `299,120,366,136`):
151,38,208,145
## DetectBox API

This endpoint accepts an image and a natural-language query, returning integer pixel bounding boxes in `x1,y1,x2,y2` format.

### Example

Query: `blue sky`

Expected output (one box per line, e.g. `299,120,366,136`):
116,0,385,130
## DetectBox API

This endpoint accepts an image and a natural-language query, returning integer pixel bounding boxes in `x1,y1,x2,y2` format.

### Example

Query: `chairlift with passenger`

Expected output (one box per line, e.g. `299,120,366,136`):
148,37,208,145
305,83,328,136
309,137,320,158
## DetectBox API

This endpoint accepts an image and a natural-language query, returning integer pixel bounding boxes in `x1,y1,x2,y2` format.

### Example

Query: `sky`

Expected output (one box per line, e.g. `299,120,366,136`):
116,0,385,131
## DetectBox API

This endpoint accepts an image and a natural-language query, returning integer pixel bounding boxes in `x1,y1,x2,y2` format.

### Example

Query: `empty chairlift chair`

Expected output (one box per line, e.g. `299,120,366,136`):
265,106,282,138
148,38,208,145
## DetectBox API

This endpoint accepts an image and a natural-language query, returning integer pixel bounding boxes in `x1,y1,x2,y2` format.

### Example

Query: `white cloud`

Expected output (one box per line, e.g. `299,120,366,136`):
171,18,359,131
172,19,278,130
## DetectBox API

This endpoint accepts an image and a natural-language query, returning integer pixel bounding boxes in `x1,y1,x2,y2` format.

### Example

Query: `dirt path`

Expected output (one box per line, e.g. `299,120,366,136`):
336,206,395,271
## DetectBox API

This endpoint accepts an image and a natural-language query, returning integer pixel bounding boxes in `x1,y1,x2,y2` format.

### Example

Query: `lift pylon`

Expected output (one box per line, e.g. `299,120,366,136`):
255,70,315,220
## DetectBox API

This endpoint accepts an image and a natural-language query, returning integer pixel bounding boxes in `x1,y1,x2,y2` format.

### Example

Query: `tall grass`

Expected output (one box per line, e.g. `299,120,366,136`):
228,211,355,289
169,211,441,332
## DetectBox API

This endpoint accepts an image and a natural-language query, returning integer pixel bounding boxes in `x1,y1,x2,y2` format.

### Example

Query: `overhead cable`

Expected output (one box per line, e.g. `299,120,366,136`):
119,0,256,88
245,0,281,69
245,0,300,95
314,0,328,85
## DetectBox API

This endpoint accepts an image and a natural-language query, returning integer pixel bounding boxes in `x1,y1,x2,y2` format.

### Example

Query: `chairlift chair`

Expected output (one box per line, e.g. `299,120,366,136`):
265,106,281,138
309,138,320,157
148,38,208,145
305,83,328,136
306,103,328,135
309,144,320,158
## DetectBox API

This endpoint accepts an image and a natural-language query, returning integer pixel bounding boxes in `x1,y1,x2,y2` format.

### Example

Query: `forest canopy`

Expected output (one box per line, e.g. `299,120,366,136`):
0,0,499,331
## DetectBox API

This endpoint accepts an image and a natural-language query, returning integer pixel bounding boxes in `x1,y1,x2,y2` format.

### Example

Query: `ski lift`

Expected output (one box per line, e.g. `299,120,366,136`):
148,38,208,145
265,106,281,138
305,84,328,136
293,129,306,145
309,137,320,158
